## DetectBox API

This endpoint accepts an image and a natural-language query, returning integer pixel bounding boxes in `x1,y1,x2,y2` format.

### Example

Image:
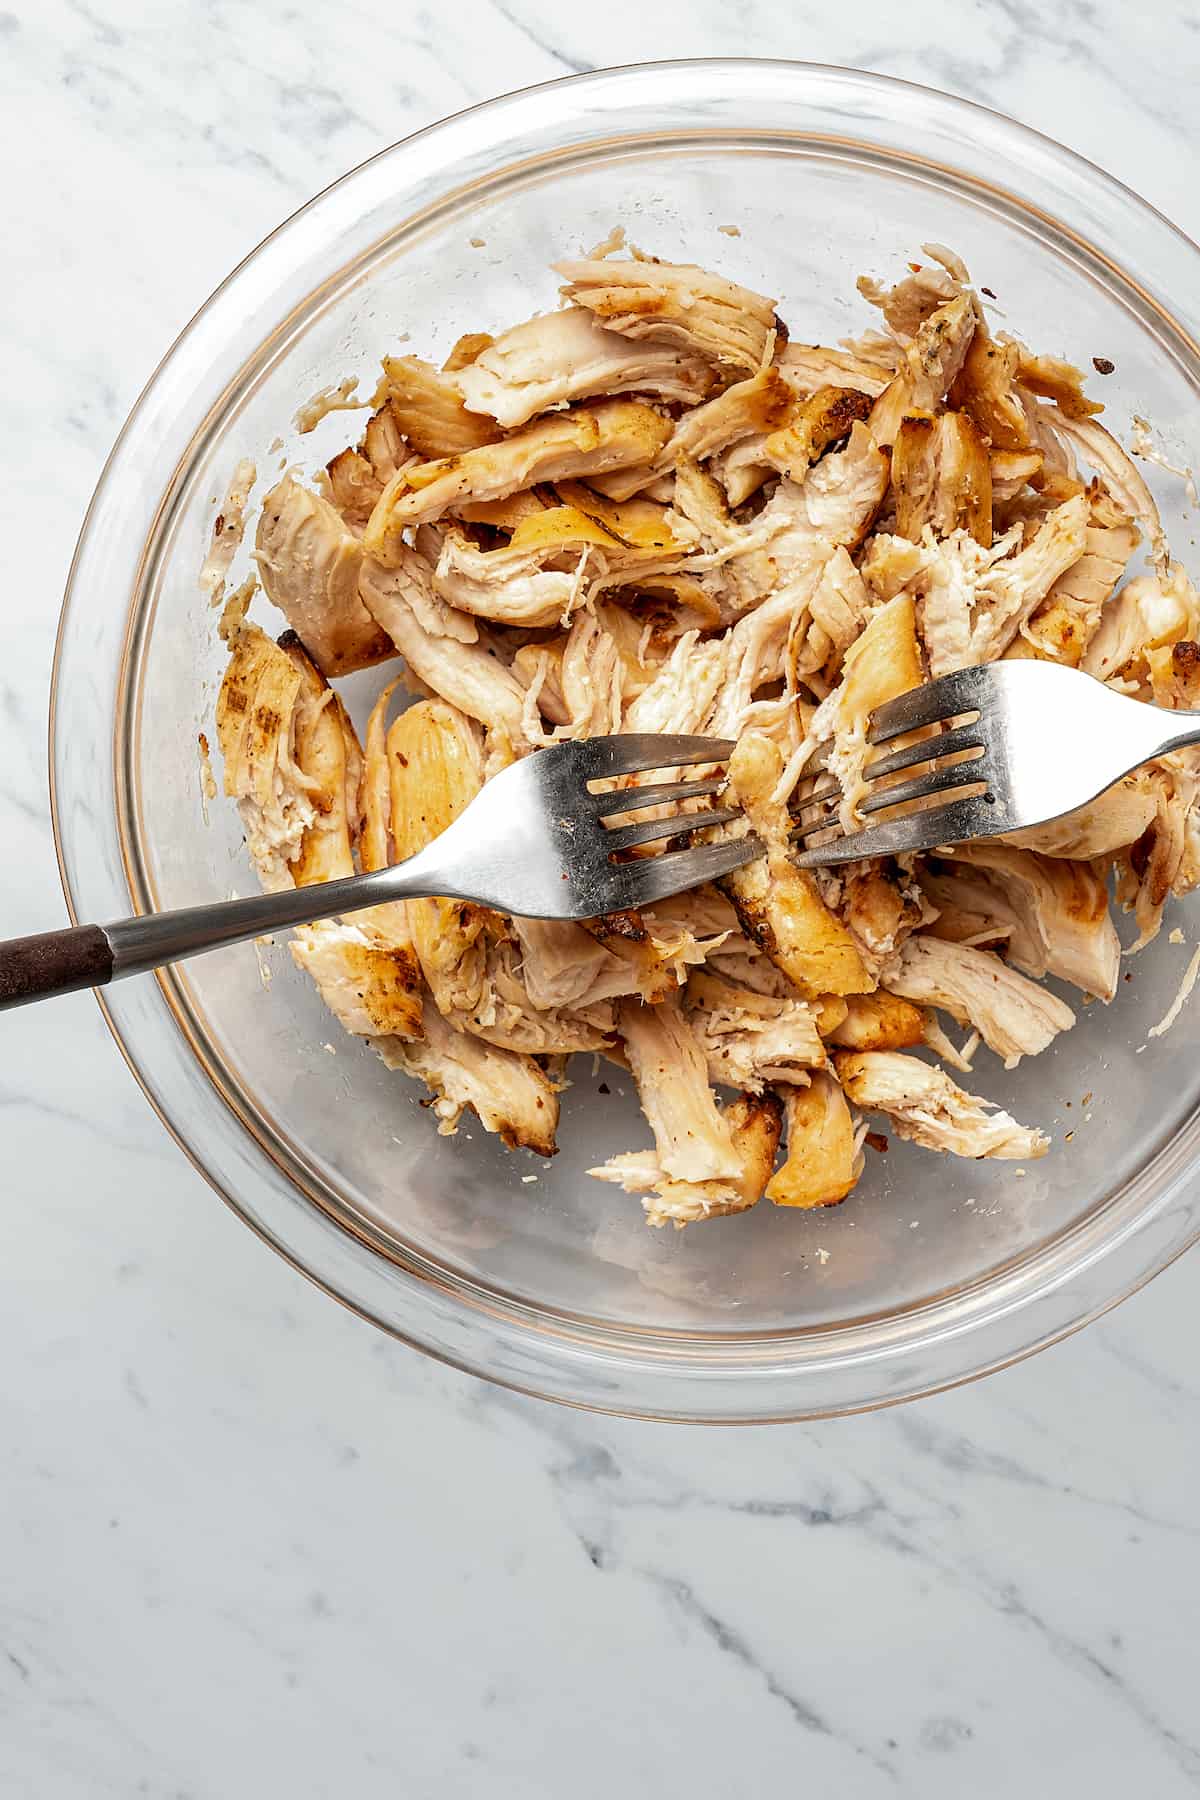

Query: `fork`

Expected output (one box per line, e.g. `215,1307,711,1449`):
0,735,759,1010
791,659,1200,868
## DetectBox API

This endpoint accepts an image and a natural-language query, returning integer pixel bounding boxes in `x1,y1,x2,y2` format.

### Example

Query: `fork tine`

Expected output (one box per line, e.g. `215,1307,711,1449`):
605,806,742,853
863,721,986,783
868,667,990,744
582,734,735,777
596,776,726,817
857,760,990,818
791,778,842,821
608,834,763,908
792,795,998,868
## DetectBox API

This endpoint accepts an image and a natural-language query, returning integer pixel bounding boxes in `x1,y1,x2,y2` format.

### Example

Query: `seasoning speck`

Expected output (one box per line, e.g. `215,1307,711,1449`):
469,236,486,249
598,1081,611,1095
815,1247,830,1265
981,285,997,298
1170,927,1185,944
521,1174,538,1184
718,224,741,237
1092,355,1115,375
322,1043,337,1056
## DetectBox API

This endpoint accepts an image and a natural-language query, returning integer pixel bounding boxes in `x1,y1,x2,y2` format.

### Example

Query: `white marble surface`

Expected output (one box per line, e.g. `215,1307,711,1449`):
4,2,1200,1793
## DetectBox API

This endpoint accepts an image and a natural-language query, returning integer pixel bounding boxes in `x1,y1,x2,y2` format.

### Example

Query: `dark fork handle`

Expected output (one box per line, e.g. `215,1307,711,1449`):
0,854,443,1011
0,925,115,1009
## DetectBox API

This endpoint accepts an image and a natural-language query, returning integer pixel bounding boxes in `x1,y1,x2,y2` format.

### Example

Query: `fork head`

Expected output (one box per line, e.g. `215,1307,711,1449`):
424,733,762,919
789,659,1159,868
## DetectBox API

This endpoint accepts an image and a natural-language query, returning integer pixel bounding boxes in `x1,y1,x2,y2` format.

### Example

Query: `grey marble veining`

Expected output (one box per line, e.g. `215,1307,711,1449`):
3,2,1200,1794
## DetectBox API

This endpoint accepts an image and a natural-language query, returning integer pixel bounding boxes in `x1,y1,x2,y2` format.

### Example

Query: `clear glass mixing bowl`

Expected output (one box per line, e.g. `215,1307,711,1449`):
51,60,1200,1420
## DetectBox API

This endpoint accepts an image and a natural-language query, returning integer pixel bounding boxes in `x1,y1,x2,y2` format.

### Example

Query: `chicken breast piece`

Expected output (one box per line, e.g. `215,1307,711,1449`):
381,999,559,1155
431,526,588,628
1050,412,1168,569
930,845,1120,1001
511,916,644,1010
275,636,360,886
352,675,421,957
466,938,615,1055
1083,567,1200,685
290,920,423,1041
254,477,393,678
892,409,993,546
835,1050,1049,1159
363,400,672,551
380,355,502,458
826,989,926,1051
1015,345,1103,421
1007,490,1139,667
216,625,315,891
868,294,978,447
359,554,529,742
455,305,713,428
765,1071,861,1209
684,968,827,1090
653,365,796,474
555,256,778,377
947,328,1030,452
837,863,934,975
914,494,1089,676
807,592,926,830
326,401,416,529
387,699,488,1020
199,458,257,607
1001,773,1159,860
761,385,874,484
616,995,742,1183
883,935,1075,1069
779,342,893,398
568,912,690,1008
1113,759,1200,949
589,1091,783,1229
857,254,964,337
723,733,873,997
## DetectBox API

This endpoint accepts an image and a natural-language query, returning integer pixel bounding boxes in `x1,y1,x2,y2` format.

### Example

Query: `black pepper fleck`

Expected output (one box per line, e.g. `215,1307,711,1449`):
1093,355,1115,375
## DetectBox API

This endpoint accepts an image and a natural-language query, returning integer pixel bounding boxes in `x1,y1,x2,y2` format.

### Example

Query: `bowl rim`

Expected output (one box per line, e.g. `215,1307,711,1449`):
49,56,1200,1421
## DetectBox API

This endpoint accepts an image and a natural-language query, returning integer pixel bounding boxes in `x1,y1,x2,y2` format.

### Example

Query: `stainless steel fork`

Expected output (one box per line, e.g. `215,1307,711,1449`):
0,734,760,1009
791,659,1200,867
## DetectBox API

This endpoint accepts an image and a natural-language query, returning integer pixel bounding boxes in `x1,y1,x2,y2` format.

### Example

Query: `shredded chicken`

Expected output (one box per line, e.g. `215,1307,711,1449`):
213,236,1200,1232
215,625,316,891
364,400,672,552
555,255,778,377
835,1051,1048,1159
455,305,713,427
590,1091,782,1228
255,476,393,677
765,1071,861,1208
684,969,827,1090
290,921,423,1040
883,935,1075,1069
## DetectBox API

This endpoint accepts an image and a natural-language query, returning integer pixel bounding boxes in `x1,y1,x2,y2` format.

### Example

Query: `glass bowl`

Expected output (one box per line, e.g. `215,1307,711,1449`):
51,60,1200,1421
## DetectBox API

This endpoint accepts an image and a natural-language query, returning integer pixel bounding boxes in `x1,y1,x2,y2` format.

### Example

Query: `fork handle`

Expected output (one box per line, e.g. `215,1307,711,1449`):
0,925,116,1008
0,851,456,1011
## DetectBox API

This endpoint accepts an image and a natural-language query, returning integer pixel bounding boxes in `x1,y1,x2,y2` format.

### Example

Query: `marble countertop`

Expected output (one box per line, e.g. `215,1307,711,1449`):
4,3,1200,1793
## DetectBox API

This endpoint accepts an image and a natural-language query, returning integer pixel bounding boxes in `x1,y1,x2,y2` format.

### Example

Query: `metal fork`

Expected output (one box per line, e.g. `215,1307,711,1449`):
0,735,759,1010
791,659,1200,868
